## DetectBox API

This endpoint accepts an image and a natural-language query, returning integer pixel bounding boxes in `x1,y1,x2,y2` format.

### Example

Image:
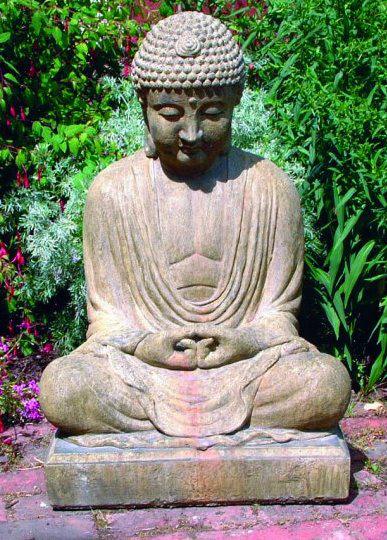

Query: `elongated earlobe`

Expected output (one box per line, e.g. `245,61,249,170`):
221,137,232,156
144,127,158,158
221,128,232,156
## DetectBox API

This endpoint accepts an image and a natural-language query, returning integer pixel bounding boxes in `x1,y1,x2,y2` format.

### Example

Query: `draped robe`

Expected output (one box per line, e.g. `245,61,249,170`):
84,148,303,335
74,148,309,437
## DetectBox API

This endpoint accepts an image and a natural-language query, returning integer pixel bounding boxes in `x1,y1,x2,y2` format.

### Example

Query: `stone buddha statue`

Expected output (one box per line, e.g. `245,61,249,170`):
39,12,351,441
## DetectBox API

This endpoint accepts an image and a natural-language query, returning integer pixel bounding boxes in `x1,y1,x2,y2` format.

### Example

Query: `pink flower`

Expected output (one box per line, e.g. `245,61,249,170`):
5,279,15,298
122,62,132,78
59,199,66,212
144,0,160,10
12,248,25,267
0,417,4,434
249,63,255,71
6,119,11,127
0,341,9,353
133,14,145,24
20,107,26,122
20,317,33,333
10,106,16,118
234,0,248,8
0,242,8,258
42,343,53,354
28,62,37,78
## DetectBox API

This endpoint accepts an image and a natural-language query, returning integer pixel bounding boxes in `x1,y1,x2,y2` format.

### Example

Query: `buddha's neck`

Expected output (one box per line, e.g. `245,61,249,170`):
155,154,229,191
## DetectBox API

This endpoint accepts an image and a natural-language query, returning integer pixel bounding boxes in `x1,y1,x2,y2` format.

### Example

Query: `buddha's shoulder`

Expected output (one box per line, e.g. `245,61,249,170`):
86,150,147,201
234,148,299,198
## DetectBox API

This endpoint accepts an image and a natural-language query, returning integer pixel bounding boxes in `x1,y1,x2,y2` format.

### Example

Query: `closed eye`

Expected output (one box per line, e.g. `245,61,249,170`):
157,106,182,120
202,107,223,117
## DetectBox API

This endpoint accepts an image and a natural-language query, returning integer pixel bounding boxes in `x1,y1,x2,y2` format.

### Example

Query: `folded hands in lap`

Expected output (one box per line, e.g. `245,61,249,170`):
85,323,317,370
130,325,317,370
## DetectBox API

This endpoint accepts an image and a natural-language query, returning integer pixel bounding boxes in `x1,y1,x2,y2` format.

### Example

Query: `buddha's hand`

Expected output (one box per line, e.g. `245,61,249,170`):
134,327,204,370
244,321,318,356
279,337,318,357
190,326,261,369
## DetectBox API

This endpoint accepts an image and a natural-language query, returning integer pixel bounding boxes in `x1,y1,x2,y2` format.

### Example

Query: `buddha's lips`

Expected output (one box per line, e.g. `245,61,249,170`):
179,144,201,155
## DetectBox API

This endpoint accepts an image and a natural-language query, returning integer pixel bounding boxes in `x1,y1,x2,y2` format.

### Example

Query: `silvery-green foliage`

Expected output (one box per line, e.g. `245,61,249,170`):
99,77,144,154
5,79,318,353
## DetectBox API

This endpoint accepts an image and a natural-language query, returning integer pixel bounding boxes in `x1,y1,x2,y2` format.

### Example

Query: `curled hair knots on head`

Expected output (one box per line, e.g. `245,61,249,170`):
132,11,245,93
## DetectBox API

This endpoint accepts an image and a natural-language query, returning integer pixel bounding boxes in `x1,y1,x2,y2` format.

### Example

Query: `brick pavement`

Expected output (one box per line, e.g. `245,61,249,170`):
0,408,385,539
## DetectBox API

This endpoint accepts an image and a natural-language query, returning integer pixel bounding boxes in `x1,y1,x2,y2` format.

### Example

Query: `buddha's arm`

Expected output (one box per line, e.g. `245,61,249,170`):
197,167,315,369
247,167,307,347
78,168,148,354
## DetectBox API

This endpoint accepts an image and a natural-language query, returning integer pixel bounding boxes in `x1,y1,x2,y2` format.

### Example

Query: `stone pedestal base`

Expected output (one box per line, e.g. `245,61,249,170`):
45,430,350,508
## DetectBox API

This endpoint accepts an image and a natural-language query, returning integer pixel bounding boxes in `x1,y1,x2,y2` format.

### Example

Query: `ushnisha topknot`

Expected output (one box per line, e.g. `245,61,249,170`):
132,11,245,91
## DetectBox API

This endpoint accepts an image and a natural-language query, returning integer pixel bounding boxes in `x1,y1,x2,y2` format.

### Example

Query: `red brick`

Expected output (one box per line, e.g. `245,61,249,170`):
0,515,96,539
348,515,387,540
0,498,6,522
341,417,387,437
230,520,350,540
107,505,259,537
149,520,351,539
10,494,57,521
0,468,45,496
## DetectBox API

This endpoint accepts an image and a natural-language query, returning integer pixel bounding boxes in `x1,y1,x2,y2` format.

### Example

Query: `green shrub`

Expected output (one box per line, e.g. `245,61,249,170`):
247,0,386,389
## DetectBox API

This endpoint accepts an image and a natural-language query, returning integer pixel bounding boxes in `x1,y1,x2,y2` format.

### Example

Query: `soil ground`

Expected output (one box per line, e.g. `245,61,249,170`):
0,396,385,539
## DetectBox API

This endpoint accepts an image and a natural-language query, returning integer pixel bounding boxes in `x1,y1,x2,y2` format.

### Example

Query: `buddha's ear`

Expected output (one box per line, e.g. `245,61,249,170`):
220,129,232,156
137,90,148,122
144,126,158,159
233,84,244,106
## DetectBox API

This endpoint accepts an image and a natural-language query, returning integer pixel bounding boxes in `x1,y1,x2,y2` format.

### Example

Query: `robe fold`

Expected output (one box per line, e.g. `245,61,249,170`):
77,148,306,437
84,148,303,337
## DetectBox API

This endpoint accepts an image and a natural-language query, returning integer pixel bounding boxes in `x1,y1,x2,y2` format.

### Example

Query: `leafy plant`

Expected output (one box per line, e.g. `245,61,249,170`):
249,0,386,390
308,183,385,388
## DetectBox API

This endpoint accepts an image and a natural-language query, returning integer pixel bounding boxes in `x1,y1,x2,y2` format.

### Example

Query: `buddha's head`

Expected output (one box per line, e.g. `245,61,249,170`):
132,11,245,176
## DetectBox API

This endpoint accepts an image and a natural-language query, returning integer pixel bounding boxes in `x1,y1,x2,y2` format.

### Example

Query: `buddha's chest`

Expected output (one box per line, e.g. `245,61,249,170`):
157,184,227,301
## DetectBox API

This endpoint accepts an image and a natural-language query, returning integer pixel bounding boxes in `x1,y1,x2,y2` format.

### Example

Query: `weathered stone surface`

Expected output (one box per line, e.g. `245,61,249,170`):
40,9,351,442
39,11,352,507
46,430,350,508
0,415,385,539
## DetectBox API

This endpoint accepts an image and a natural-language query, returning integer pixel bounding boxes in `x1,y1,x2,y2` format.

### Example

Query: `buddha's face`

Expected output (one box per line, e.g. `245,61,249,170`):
144,87,240,176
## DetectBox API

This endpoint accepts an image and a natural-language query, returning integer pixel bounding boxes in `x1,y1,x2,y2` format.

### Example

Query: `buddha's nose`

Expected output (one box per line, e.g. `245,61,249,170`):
179,122,203,146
